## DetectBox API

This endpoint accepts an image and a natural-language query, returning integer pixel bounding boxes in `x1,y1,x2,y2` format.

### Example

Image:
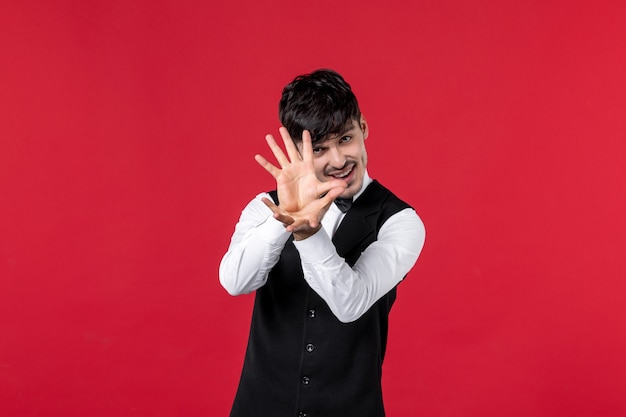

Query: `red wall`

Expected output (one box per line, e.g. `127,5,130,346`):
2,1,625,416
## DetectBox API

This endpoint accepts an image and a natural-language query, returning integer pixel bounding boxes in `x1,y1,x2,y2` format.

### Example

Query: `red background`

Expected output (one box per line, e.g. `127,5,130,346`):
2,1,625,416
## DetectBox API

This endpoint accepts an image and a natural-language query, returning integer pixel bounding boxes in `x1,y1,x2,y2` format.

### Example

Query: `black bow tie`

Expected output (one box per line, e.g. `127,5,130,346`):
334,198,353,213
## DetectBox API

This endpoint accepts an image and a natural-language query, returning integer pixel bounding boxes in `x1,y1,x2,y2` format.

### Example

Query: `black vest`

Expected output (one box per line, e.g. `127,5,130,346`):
231,181,411,417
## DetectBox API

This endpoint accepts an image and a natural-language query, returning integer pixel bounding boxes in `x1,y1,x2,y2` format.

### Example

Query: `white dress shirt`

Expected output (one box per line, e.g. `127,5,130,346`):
219,172,425,323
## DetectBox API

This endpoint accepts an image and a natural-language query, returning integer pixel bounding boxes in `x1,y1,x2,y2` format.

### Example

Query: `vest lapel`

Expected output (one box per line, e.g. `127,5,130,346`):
332,181,388,261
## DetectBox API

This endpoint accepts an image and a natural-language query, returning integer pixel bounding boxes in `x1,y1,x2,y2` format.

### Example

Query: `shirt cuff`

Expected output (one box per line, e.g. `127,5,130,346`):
293,229,336,262
257,213,292,246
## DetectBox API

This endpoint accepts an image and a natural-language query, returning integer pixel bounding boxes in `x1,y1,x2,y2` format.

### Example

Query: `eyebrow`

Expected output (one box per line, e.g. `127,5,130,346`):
336,121,357,136
318,122,357,144
312,120,359,146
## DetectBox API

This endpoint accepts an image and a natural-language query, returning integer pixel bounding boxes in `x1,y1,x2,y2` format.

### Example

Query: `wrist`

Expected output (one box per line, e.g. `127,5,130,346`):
293,226,321,241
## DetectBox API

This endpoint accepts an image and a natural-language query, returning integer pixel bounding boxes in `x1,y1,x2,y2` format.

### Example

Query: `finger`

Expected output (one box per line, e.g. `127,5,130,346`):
286,219,316,233
261,197,295,226
261,196,282,214
300,130,313,162
317,179,347,198
319,185,346,206
278,127,302,162
255,154,281,178
275,213,295,226
265,134,290,167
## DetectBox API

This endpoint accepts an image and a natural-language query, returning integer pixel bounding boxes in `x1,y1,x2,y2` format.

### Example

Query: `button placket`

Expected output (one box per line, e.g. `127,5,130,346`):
299,306,315,413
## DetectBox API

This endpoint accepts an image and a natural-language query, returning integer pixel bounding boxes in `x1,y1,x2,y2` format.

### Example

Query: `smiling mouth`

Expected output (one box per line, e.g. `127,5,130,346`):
329,164,355,179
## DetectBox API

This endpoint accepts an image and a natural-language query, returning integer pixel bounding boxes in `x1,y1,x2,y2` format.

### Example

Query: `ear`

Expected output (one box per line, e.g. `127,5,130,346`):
360,115,369,140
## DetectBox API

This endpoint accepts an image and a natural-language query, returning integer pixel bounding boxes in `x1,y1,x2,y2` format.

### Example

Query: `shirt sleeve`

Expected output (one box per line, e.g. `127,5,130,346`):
293,208,425,323
219,193,291,295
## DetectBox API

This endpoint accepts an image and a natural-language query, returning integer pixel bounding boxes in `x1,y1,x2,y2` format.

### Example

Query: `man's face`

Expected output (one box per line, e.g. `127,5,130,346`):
301,116,369,199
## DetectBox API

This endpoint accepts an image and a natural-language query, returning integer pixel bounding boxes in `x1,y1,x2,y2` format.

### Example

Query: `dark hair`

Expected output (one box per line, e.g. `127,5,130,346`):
279,69,361,143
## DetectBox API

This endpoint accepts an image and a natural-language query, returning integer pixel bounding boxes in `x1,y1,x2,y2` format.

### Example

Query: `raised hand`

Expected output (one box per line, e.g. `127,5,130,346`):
255,127,346,237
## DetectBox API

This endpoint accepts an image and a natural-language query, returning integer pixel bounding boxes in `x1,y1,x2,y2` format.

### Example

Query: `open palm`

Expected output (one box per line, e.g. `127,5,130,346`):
255,128,346,234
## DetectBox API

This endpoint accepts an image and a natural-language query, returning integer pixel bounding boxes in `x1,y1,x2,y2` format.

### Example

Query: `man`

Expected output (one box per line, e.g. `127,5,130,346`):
219,69,425,417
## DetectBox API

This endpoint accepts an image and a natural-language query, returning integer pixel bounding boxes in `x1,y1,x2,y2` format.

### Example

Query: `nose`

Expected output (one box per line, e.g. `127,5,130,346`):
329,146,346,169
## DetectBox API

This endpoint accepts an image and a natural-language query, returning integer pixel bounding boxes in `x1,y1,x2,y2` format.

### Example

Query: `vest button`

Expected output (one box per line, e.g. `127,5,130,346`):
308,309,316,318
301,376,310,385
306,343,315,352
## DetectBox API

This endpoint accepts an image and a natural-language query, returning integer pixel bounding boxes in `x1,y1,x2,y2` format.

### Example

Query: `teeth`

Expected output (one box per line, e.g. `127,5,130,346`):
333,166,353,178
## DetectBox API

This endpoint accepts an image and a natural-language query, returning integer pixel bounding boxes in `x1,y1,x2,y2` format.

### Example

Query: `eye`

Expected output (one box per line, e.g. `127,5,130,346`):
340,136,352,143
312,146,323,154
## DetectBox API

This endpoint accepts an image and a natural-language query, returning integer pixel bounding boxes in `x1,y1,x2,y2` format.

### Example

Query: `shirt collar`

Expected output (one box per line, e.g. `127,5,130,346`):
352,170,372,202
